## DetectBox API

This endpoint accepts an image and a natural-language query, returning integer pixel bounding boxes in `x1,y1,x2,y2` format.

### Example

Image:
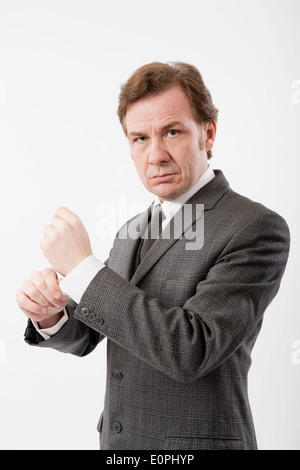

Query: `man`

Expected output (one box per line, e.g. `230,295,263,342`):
17,62,290,450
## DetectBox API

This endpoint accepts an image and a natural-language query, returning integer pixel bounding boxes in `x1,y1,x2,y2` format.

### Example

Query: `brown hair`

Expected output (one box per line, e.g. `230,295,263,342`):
117,61,218,159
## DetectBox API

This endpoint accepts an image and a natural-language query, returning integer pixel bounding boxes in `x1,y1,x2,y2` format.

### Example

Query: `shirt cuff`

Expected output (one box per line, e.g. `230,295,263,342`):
32,308,69,340
59,254,105,304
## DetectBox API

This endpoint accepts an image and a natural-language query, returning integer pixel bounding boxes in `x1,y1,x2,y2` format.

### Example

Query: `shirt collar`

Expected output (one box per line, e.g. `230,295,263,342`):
153,165,215,222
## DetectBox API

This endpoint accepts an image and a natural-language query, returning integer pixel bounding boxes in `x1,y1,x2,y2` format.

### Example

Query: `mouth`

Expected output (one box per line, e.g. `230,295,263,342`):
151,174,176,182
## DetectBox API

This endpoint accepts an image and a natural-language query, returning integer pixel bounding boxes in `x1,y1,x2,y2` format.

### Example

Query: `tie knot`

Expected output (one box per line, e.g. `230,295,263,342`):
153,202,163,216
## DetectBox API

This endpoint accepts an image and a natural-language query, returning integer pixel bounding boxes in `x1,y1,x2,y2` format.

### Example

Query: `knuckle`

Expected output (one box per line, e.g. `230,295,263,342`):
22,279,31,291
26,284,37,299
41,268,57,287
36,278,47,290
51,217,59,229
55,206,65,217
41,267,56,277
30,270,43,284
30,270,39,279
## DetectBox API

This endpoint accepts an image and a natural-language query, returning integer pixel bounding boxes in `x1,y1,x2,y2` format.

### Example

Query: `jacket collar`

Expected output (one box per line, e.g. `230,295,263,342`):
187,169,230,210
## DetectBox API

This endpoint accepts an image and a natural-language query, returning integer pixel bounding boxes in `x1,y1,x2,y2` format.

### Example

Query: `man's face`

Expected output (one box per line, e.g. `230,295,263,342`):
125,86,216,201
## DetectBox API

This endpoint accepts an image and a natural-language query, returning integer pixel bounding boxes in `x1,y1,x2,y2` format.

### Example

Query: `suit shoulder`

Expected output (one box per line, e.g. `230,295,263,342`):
222,188,290,239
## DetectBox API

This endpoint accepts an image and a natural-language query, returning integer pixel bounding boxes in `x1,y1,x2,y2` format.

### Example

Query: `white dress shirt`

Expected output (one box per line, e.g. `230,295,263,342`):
35,165,215,339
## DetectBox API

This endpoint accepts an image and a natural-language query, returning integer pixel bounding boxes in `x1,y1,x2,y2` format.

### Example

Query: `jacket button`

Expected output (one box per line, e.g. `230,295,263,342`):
112,371,123,381
95,316,104,326
113,421,122,433
88,312,96,321
81,307,89,317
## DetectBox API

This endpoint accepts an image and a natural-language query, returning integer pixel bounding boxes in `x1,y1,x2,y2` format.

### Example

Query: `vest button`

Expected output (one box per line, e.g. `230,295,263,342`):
112,371,123,381
113,421,122,433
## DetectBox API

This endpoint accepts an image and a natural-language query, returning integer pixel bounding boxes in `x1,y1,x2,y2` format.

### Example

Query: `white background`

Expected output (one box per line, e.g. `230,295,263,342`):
0,0,299,450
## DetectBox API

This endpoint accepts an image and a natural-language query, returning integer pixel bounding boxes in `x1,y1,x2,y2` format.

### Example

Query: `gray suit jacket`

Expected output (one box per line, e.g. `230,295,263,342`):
25,170,290,450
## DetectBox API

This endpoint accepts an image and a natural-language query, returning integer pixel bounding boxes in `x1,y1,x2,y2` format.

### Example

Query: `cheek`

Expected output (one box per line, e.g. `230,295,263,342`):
133,158,147,180
175,152,200,181
172,147,193,174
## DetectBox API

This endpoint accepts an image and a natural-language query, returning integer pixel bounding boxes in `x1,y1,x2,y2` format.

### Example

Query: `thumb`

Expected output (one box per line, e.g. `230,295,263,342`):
57,277,69,300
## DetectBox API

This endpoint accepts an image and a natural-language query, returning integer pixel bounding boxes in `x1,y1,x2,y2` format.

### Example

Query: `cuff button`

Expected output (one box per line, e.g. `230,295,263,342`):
81,307,89,317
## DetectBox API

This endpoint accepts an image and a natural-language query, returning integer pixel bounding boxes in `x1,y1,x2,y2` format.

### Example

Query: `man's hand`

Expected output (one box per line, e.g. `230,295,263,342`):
16,268,69,329
40,207,92,276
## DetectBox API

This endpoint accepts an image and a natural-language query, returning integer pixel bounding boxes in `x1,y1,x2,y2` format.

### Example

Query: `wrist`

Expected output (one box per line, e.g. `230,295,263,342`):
38,311,64,329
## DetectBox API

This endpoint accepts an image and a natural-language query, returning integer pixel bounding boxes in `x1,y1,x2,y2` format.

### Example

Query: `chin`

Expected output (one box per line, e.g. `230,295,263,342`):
152,187,182,201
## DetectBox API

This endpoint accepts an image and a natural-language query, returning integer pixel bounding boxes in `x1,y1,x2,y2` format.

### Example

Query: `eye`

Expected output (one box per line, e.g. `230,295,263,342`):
167,130,179,137
135,136,147,143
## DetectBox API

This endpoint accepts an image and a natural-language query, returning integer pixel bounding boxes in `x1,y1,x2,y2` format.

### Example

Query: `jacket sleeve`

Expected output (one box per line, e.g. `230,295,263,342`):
24,297,104,356
72,211,290,382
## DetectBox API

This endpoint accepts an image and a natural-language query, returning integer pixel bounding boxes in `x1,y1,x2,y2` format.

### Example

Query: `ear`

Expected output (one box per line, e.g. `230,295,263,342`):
204,121,217,152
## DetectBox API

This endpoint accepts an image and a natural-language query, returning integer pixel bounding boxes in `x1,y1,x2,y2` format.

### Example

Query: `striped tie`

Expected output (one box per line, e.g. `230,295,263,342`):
139,204,165,261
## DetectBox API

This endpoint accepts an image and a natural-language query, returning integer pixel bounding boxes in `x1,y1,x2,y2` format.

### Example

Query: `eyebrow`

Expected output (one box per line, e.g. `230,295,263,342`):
160,121,184,133
128,121,185,138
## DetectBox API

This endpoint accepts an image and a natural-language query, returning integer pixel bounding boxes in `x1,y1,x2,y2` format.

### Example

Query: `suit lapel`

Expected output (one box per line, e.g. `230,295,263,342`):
130,170,230,286
113,206,150,281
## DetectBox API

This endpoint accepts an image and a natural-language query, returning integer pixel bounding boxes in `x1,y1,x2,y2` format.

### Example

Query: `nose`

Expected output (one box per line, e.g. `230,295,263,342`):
148,138,171,166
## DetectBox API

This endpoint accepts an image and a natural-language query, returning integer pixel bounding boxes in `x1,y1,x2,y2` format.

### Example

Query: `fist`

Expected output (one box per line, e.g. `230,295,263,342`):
16,268,69,328
41,207,92,276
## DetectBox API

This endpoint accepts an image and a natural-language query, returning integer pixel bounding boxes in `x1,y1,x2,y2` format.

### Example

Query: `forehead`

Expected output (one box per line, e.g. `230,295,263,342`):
125,86,196,132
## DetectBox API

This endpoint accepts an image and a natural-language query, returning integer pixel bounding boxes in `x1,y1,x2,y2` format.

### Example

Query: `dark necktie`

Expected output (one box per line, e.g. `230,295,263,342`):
139,203,166,261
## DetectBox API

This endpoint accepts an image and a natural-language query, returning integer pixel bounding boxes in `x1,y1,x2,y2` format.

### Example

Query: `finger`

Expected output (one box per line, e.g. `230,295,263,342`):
20,307,49,323
16,289,48,316
50,216,66,231
42,224,56,238
57,278,69,297
22,280,54,308
30,271,58,306
41,267,62,300
54,206,79,225
57,278,69,300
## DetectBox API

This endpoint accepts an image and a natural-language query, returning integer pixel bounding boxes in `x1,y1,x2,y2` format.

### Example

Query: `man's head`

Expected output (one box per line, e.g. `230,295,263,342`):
118,62,218,201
